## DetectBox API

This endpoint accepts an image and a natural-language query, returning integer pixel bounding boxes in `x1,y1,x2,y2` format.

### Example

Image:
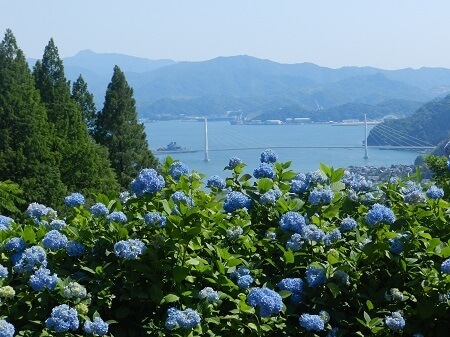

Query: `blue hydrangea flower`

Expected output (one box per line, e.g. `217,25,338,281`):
66,241,85,257
441,258,450,274
171,191,194,208
401,181,425,204
308,188,334,205
231,266,250,280
49,219,66,230
260,149,278,164
342,172,373,192
106,211,127,223
237,274,254,289
84,317,109,336
45,304,79,333
25,202,52,220
290,178,310,194
144,212,167,227
247,287,283,317
324,229,342,246
385,311,405,330
305,265,327,287
114,239,146,260
42,230,68,250
389,237,404,255
253,163,275,179
64,192,85,207
307,170,328,184
0,265,8,278
29,267,59,291
334,270,350,284
223,191,251,213
286,233,304,251
299,313,325,331
0,215,13,230
5,237,27,252
13,246,47,273
260,189,282,205
366,203,395,226
198,287,219,303
301,225,325,242
426,185,444,199
170,162,189,180
327,327,340,337
226,226,243,239
206,175,226,189
278,278,303,303
228,157,242,168
165,307,201,330
90,203,109,216
340,217,357,231
265,231,277,240
279,211,306,233
119,191,131,203
0,320,15,337
131,168,165,195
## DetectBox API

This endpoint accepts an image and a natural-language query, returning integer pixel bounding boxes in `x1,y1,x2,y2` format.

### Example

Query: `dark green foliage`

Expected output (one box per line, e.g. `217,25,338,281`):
95,65,158,188
33,38,118,196
0,29,66,205
0,180,25,215
71,74,97,135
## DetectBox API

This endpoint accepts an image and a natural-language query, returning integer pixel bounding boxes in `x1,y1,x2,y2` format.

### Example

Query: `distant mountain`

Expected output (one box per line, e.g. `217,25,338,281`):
367,94,450,146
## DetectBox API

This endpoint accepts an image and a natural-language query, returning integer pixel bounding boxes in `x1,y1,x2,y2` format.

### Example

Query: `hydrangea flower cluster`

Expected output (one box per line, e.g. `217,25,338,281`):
13,246,47,273
305,265,327,287
253,163,275,179
84,317,109,336
131,168,165,195
5,237,27,252
0,286,15,299
223,191,251,213
45,304,79,333
265,231,277,240
279,211,306,233
340,217,357,231
25,202,54,221
389,234,409,255
64,192,85,207
42,230,68,250
66,241,85,257
324,228,342,246
366,203,395,226
286,233,304,251
0,215,13,230
61,282,87,299
0,265,8,278
0,320,15,337
299,313,325,331
144,212,167,227
308,187,334,205
260,149,278,164
290,177,310,194
170,162,189,180
231,266,254,289
29,267,59,291
206,175,226,189
114,239,146,260
165,307,201,330
226,226,243,239
228,156,242,168
278,278,303,304
342,172,373,192
247,287,283,317
401,181,425,204
106,211,127,223
334,270,350,284
90,203,109,216
198,287,220,303
426,185,444,199
49,219,66,230
119,191,131,203
307,170,328,184
441,258,450,274
301,225,325,242
260,189,282,205
385,311,405,330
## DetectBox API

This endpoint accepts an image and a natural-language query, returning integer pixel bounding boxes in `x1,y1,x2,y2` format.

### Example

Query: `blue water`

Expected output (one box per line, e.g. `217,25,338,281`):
145,121,421,178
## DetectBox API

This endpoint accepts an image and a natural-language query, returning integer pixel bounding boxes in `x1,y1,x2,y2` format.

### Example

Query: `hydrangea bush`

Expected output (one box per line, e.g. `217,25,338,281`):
0,155,450,336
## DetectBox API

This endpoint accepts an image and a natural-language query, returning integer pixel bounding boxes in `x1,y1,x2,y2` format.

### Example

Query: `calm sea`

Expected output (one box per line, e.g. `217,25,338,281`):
144,121,421,178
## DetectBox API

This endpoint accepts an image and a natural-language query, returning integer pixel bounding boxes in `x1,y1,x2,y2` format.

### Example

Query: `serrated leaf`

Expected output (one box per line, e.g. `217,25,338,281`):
257,178,273,193
161,293,179,304
283,249,294,264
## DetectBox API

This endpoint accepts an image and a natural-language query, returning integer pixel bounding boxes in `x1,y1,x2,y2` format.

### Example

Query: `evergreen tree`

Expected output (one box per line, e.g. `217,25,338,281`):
33,38,118,195
0,29,66,205
71,74,97,135
95,65,158,188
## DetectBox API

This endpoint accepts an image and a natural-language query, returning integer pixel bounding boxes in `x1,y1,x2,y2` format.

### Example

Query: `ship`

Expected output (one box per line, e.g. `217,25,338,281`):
156,142,197,154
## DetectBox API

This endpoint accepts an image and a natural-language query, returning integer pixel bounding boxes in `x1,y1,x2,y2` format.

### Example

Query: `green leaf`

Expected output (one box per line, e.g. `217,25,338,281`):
161,293,180,304
173,266,189,283
327,251,339,264
281,171,297,180
441,246,450,258
22,226,36,244
283,249,294,264
257,178,273,192
366,300,374,311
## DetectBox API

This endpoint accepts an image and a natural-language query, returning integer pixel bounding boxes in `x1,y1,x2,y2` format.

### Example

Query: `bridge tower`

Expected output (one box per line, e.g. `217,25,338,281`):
364,114,369,159
204,118,210,162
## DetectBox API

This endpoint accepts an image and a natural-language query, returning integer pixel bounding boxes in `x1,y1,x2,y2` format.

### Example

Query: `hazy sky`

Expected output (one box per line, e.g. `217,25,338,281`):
1,0,450,69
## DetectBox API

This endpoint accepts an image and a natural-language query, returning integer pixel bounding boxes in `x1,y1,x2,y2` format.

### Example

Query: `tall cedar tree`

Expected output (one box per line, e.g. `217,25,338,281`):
0,30,66,206
33,39,118,195
95,65,158,188
71,75,97,135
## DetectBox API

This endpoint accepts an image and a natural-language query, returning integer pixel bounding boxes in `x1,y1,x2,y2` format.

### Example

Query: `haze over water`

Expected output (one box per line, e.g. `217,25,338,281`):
145,121,420,178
